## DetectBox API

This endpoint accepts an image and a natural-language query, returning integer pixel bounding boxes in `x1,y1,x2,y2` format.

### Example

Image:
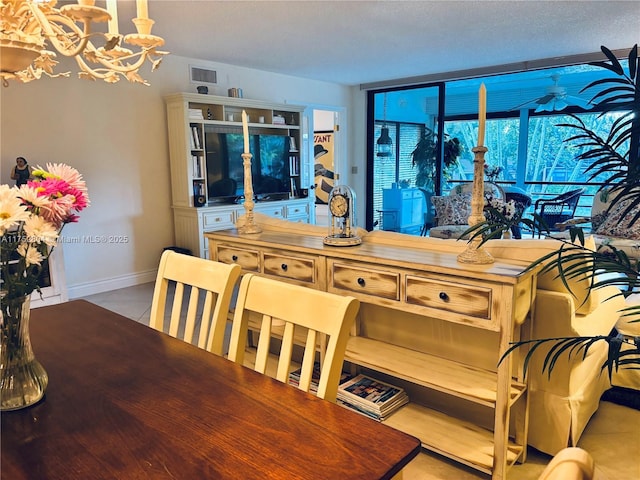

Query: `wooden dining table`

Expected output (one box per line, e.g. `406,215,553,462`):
1,300,421,480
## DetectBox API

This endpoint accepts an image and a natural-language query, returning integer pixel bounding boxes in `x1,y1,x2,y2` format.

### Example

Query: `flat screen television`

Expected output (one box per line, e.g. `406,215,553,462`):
204,126,291,203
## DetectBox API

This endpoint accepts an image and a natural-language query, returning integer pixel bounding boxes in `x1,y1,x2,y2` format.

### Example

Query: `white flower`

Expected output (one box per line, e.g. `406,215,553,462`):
0,188,30,234
0,184,16,201
17,185,52,210
504,200,517,219
23,215,59,247
16,242,45,266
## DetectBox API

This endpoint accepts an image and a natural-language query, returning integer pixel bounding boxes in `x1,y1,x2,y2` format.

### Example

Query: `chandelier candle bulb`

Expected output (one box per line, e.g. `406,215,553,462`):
106,0,119,35
477,83,486,147
242,110,250,153
136,0,149,20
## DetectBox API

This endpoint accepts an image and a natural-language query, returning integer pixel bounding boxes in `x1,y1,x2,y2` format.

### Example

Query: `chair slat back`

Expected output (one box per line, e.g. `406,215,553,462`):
149,250,241,354
227,274,360,401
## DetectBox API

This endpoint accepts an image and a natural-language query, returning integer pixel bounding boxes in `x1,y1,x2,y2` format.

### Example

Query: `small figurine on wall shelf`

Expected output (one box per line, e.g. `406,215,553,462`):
10,157,34,186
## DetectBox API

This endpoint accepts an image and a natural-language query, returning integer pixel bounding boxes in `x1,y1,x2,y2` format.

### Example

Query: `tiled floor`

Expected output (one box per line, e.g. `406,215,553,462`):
81,282,640,480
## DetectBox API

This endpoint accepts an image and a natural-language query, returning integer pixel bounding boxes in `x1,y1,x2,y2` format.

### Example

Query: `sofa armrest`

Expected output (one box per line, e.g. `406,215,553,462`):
555,217,591,231
533,286,624,339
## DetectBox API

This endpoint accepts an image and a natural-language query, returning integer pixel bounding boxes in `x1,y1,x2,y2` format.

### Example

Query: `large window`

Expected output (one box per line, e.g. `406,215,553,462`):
444,117,520,184
443,111,628,217
367,59,632,229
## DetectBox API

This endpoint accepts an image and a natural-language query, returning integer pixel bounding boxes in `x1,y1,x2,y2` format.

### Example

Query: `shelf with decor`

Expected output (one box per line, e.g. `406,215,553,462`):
165,93,313,258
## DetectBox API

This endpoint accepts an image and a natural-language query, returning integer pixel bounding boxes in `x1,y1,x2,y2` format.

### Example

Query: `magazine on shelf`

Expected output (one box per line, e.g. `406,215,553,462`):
288,363,353,394
337,374,409,421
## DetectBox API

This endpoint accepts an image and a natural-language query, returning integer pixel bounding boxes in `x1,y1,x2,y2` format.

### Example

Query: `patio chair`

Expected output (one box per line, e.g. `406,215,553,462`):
534,188,584,237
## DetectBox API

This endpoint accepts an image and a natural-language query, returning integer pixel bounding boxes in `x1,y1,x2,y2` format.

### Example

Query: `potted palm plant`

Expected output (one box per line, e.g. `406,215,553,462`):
502,44,640,379
411,128,463,192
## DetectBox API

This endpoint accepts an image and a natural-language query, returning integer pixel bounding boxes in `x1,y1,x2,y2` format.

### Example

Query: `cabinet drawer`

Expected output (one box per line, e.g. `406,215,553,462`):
216,246,260,272
331,262,399,301
255,205,285,218
203,211,235,229
285,204,308,218
405,275,492,319
263,253,315,284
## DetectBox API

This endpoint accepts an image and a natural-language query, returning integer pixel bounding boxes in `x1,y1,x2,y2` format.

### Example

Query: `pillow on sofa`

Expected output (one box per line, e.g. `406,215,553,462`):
432,194,472,226
594,197,640,240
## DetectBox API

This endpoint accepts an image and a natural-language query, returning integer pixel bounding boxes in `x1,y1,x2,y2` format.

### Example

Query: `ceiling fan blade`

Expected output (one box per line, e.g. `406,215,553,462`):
510,98,540,111
535,94,555,105
535,102,555,113
565,95,594,110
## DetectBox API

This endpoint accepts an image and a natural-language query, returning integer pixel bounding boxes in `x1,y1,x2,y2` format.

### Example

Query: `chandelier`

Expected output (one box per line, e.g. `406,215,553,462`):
0,0,167,86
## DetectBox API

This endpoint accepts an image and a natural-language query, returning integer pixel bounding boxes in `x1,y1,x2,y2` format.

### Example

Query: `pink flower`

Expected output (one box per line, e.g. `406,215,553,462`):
28,167,89,227
34,163,89,201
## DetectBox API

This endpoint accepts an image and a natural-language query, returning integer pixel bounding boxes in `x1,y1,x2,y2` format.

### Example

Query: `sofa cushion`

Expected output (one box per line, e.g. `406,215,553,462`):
431,194,472,226
595,196,640,240
551,231,640,261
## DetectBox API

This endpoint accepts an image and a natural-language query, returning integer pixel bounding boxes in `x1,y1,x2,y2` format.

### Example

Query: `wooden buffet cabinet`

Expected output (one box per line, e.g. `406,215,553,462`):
206,229,537,480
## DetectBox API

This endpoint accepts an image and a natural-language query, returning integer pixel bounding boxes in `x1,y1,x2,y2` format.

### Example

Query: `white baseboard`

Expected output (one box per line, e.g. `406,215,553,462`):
67,269,157,299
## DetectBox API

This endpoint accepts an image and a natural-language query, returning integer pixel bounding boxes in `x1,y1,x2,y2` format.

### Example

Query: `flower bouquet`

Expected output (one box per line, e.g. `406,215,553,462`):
484,196,516,225
1,163,89,410
461,194,526,242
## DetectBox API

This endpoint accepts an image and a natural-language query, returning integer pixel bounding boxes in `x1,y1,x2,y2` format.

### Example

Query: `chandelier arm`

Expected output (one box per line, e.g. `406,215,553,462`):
31,8,93,59
74,51,148,77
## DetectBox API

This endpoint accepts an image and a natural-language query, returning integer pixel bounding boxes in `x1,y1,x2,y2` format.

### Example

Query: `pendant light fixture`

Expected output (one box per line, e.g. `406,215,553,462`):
376,93,392,157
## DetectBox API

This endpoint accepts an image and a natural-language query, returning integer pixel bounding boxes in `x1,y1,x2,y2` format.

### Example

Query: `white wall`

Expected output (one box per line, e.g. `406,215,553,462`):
347,88,369,223
1,54,351,297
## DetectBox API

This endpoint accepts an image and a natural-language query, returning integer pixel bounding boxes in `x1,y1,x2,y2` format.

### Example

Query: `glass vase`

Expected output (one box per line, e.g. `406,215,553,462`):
0,293,48,411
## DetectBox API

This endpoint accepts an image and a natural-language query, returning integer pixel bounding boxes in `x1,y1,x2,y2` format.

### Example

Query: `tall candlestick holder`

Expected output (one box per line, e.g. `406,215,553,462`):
239,152,262,235
457,146,494,264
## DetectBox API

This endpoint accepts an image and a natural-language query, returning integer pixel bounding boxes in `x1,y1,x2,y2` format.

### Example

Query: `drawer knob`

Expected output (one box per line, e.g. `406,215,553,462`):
281,263,288,271
357,277,366,287
439,292,449,302
232,255,238,261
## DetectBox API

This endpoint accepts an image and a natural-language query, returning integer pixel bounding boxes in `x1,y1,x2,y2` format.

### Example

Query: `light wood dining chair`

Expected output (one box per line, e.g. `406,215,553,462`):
227,274,360,402
149,250,241,355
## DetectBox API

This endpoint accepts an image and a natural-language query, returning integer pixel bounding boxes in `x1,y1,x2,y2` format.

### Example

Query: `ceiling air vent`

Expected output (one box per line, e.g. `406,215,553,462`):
190,66,217,85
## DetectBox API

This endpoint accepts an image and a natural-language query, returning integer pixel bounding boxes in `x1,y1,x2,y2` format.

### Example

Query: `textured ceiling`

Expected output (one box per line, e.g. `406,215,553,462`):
118,1,640,86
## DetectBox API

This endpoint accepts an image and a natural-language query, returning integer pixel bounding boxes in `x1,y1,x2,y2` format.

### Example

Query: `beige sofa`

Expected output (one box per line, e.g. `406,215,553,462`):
362,230,625,456
553,189,640,262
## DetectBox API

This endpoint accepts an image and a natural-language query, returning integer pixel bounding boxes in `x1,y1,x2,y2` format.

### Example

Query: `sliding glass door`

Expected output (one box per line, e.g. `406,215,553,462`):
367,85,443,231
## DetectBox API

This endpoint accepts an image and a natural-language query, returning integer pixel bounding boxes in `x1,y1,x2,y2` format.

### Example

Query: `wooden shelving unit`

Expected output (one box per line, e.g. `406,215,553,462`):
346,337,526,407
164,93,314,258
206,230,537,480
